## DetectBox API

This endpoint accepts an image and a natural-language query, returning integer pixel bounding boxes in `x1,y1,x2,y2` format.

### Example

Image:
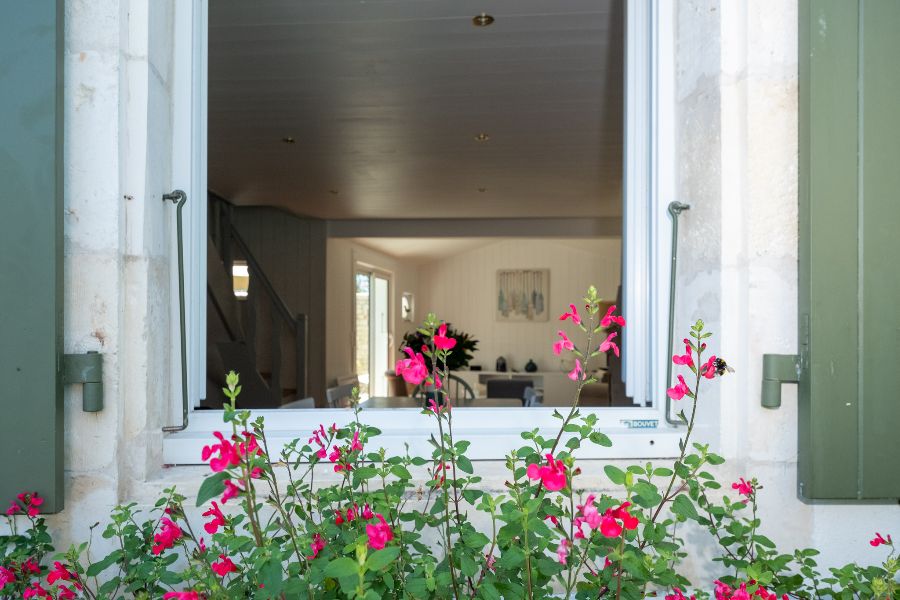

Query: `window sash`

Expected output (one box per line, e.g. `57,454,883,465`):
166,1,679,461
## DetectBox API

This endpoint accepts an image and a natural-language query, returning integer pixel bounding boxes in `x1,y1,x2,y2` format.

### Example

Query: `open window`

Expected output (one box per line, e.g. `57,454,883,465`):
165,1,679,463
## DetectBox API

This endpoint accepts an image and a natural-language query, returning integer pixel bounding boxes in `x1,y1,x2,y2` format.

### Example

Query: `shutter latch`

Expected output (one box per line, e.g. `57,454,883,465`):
62,352,103,412
761,353,800,409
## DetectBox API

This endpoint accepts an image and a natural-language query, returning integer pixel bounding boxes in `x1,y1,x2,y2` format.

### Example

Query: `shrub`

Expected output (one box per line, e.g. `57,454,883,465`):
1,287,896,599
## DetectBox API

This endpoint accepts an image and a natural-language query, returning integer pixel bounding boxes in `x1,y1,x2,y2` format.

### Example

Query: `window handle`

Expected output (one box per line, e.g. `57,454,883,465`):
163,190,189,433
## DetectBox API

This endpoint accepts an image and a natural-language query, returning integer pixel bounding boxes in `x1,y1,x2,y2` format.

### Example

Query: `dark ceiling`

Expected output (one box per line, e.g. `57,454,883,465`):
208,0,624,220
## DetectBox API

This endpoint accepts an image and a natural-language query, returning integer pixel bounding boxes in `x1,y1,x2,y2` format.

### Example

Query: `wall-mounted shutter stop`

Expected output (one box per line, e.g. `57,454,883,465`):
62,352,103,412
760,353,799,409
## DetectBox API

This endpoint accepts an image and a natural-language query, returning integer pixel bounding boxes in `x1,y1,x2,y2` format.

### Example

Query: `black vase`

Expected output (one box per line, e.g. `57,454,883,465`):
525,359,537,373
496,356,507,372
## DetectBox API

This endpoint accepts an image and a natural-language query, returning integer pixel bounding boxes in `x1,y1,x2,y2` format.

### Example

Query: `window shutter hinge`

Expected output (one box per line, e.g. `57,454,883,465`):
760,353,800,409
62,352,103,412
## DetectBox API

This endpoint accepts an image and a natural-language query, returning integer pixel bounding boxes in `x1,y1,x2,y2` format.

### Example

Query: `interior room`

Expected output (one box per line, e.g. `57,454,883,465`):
203,0,629,410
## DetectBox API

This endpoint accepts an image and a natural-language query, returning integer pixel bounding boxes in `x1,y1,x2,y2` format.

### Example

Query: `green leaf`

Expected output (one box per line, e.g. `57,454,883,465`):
86,550,123,577
671,494,699,521
390,464,412,479
604,465,626,485
457,455,474,474
325,557,359,579
195,472,228,507
365,547,400,571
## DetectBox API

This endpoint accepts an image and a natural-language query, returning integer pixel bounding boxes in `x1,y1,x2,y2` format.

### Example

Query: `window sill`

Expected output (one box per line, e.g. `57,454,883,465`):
162,407,684,465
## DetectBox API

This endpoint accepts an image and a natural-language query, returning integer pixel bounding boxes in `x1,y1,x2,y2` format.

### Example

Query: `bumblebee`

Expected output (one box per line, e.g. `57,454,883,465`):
713,357,735,376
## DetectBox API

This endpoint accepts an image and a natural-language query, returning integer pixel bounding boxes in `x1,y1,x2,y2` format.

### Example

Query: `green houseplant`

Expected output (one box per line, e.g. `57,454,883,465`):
401,324,478,372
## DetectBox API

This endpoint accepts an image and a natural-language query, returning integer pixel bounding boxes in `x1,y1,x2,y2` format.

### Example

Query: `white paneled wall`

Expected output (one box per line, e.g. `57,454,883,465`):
415,239,621,373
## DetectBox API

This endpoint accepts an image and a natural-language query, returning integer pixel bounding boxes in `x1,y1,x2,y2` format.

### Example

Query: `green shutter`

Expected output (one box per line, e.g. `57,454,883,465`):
799,0,900,500
0,1,65,512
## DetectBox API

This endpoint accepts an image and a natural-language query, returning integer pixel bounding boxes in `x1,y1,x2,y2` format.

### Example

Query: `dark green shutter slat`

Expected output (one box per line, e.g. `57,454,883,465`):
799,0,900,500
0,1,64,512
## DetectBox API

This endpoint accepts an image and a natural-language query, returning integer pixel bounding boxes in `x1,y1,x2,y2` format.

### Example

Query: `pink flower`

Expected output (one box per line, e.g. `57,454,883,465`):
334,510,345,525
211,554,237,577
307,533,326,560
732,478,754,498
57,585,77,600
567,358,584,382
666,374,692,401
552,330,575,356
366,514,394,550
350,430,364,453
22,558,41,574
600,305,626,328
221,480,243,504
0,566,15,586
870,532,893,547
395,347,428,385
598,502,639,538
346,505,357,522
434,324,457,350
485,553,496,572
238,431,263,458
665,589,696,600
249,467,263,479
701,355,717,379
526,454,567,491
577,494,602,529
556,538,570,565
672,341,694,368
163,592,201,600
328,446,342,462
152,518,182,555
201,432,241,472
198,537,207,553
202,501,226,535
544,514,560,527
23,582,51,598
46,562,74,585
598,332,620,357
362,503,375,520
6,502,20,516
559,304,581,325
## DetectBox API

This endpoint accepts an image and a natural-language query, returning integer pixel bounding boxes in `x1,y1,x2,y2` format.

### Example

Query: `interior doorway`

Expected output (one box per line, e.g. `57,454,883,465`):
354,269,391,399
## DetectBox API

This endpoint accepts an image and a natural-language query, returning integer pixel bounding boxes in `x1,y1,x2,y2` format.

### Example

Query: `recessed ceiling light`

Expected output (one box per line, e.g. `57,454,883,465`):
474,133,490,142
281,136,296,144
472,13,494,27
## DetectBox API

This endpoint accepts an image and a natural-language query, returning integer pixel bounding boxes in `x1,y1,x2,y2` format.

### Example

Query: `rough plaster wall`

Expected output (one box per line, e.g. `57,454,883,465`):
53,0,177,549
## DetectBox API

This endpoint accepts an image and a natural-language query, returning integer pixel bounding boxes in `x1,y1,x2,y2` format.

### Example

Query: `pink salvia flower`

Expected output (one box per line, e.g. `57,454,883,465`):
201,432,241,472
202,501,226,534
211,554,237,577
395,347,428,385
600,304,626,328
552,330,575,356
672,341,694,368
544,514,560,527
152,518,182,555
366,514,394,550
6,501,19,516
57,586,76,600
307,533,326,559
556,538,571,565
22,583,51,599
870,532,893,547
163,592,201,600
362,503,375,520
701,355,717,379
22,558,40,574
434,323,457,350
567,358,584,382
0,566,15,586
665,589,696,600
732,478,754,498
666,374,691,401
526,454,567,491
485,554,496,572
350,430,364,453
559,304,581,325
221,479,243,504
46,562,74,585
598,331,619,357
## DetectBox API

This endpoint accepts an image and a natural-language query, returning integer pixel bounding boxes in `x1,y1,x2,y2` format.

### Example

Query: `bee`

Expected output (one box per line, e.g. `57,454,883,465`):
714,357,735,376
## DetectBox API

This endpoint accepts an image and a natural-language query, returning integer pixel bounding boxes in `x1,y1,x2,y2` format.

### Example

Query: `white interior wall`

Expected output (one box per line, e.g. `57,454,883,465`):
416,239,621,373
325,238,419,388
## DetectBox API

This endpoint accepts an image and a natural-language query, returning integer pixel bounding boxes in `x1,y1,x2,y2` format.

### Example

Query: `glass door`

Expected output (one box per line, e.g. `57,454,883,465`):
354,270,391,399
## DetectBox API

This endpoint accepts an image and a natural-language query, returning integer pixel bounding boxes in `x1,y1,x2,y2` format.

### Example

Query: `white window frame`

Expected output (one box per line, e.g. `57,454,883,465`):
164,1,679,464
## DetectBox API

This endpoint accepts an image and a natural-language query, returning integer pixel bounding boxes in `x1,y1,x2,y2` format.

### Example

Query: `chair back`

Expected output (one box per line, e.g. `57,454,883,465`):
523,386,543,407
413,373,475,404
326,383,357,408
